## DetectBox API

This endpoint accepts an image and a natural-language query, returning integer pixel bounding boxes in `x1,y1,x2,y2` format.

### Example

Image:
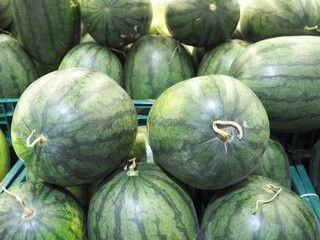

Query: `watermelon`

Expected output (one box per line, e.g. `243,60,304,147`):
0,0,12,29
59,42,124,86
124,34,195,100
0,33,38,98
9,0,81,65
81,0,153,48
230,36,320,132
11,68,138,187
147,75,270,190
0,181,86,239
252,139,291,189
87,162,200,239
128,126,154,163
240,0,320,42
197,39,251,76
310,140,320,196
200,175,320,239
0,129,10,182
165,0,240,48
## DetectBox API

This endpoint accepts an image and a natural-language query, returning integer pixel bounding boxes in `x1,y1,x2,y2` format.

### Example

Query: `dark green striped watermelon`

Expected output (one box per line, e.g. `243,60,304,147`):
200,175,320,240
0,33,38,98
87,162,200,239
165,0,240,48
240,0,320,42
81,0,153,48
197,39,251,76
0,0,12,29
0,181,86,239
0,129,10,182
124,34,195,100
9,0,81,65
230,36,320,132
252,139,291,189
59,42,124,86
11,68,138,187
147,75,270,190
310,140,320,196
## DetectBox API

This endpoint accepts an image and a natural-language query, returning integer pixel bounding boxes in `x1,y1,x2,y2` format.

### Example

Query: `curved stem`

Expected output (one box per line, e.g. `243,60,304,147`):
127,158,138,176
212,120,243,142
0,183,34,218
26,129,47,148
0,28,12,36
304,25,318,31
252,184,282,215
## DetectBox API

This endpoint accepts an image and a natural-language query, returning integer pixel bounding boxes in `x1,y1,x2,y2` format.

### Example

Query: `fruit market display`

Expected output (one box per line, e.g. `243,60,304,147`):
0,0,320,239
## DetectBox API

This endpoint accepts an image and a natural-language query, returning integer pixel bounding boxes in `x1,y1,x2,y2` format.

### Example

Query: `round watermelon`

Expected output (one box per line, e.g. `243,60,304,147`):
165,0,240,48
197,39,251,76
11,68,138,187
59,42,124,86
124,34,195,100
0,33,38,98
87,162,200,239
200,175,320,239
252,139,291,189
0,129,10,182
81,0,153,48
0,181,86,239
147,75,270,190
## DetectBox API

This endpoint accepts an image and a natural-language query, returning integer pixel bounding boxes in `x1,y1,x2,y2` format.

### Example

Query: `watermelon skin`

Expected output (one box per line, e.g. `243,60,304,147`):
230,36,320,132
147,75,270,190
252,139,291,189
124,34,195,100
197,39,251,76
0,0,12,29
165,0,240,48
310,140,320,196
11,68,138,187
0,129,10,182
59,42,124,86
0,181,86,239
81,0,153,48
240,0,320,42
9,0,81,65
200,175,320,240
0,34,38,98
87,163,199,240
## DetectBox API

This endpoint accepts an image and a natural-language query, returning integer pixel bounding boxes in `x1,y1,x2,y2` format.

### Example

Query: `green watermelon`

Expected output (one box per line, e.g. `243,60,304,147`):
0,33,38,98
124,34,195,100
310,140,320,196
9,0,81,65
165,0,240,48
0,0,12,29
197,39,251,76
81,0,153,48
230,36,320,132
0,181,86,239
147,75,270,190
200,175,320,239
87,162,200,239
59,42,124,86
128,126,154,163
11,68,138,187
0,129,10,182
240,0,320,42
252,139,291,189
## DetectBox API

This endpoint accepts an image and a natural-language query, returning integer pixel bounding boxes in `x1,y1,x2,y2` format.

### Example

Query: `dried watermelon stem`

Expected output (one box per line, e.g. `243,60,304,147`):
0,183,34,218
26,129,47,148
252,184,282,215
304,25,319,32
212,120,243,142
127,158,138,176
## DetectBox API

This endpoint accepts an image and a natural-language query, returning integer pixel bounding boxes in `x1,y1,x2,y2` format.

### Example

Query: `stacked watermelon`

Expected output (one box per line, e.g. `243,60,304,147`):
1,0,320,239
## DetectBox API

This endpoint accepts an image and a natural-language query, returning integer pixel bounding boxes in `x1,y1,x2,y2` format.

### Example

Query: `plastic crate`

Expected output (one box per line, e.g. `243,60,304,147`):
1,98,320,234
